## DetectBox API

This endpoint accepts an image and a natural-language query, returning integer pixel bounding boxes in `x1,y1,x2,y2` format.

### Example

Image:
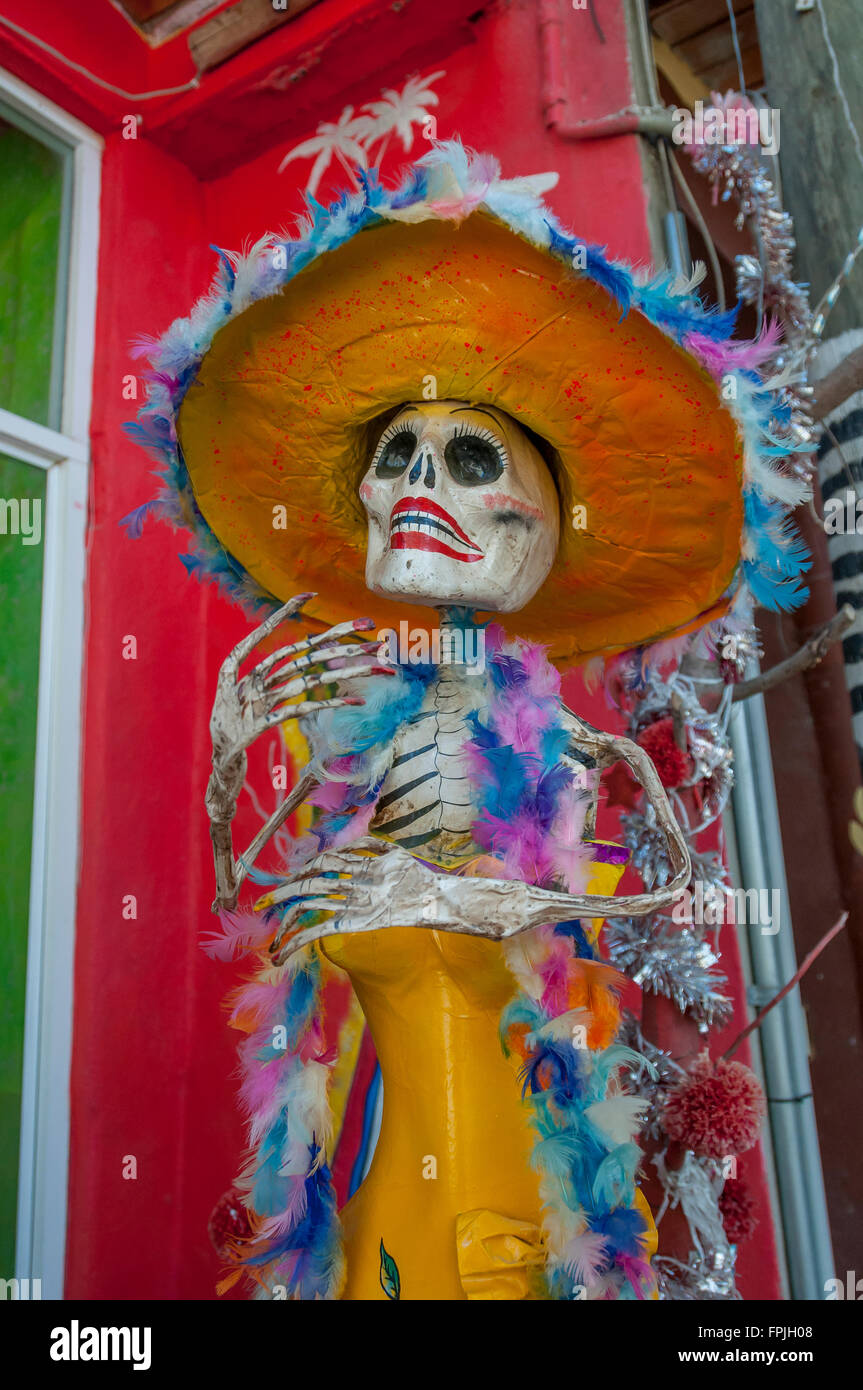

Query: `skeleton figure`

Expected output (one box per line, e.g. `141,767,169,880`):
203,397,691,1300
206,400,690,954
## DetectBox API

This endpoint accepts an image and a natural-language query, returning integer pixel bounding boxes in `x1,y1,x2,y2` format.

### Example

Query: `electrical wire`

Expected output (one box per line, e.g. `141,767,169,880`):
815,0,863,181
0,14,202,100
725,0,747,99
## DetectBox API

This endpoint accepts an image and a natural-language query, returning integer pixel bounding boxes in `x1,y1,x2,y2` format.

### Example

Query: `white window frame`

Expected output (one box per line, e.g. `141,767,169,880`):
1,67,102,1300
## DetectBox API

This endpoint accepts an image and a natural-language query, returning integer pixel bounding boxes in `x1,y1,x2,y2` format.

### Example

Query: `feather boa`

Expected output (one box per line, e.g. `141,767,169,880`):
210,625,655,1299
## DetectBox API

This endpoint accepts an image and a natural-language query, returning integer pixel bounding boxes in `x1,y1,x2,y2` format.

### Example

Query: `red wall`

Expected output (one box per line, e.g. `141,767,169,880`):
1,0,782,1298
67,133,240,1299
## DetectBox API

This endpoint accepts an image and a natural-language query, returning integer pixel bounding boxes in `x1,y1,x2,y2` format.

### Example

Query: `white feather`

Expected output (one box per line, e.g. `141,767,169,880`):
669,259,707,297
586,1096,649,1146
538,1007,593,1042
745,442,811,506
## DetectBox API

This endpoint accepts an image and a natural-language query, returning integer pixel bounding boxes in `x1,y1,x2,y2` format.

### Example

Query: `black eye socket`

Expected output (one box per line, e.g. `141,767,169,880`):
375,429,417,477
444,434,505,486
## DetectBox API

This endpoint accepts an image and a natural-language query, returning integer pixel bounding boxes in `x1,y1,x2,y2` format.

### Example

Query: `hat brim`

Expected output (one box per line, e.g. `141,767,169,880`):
177,211,743,661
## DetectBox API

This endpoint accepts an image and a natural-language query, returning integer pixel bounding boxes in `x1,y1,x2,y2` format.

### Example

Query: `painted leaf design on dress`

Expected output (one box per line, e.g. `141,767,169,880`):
379,1238,401,1300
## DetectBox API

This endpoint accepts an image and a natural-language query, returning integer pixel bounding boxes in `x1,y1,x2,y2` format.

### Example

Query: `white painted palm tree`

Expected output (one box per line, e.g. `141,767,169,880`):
277,105,374,197
277,72,446,197
362,70,446,167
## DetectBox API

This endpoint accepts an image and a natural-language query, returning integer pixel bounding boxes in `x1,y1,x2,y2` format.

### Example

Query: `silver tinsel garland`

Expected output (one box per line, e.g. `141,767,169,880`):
654,1248,740,1301
606,654,743,1292
685,97,814,475
608,915,732,1032
606,665,735,1028
620,1017,741,1299
685,92,863,481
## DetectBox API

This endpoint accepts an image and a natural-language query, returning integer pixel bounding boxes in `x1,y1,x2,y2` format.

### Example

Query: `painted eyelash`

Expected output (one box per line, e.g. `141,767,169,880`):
372,419,420,465
451,422,507,464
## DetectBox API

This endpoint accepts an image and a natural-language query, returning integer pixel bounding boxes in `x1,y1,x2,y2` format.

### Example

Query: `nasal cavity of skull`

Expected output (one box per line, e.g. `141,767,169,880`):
408,448,435,489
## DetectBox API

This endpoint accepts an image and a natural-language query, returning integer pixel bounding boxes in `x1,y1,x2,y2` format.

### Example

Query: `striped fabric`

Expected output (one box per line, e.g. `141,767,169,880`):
814,328,863,774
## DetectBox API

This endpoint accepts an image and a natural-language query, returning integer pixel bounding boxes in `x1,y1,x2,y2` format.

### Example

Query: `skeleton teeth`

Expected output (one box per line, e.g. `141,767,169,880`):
390,514,476,551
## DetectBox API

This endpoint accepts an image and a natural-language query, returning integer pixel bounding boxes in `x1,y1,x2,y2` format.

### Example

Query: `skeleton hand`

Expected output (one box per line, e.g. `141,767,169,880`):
256,698,692,956
263,838,544,964
206,594,387,816
206,593,391,910
264,837,649,964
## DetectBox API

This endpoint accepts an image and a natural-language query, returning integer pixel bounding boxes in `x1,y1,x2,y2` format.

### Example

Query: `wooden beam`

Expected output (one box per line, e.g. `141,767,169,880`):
110,0,227,48
651,0,753,49
675,7,758,79
700,45,763,94
188,0,321,73
652,35,711,106
811,344,863,421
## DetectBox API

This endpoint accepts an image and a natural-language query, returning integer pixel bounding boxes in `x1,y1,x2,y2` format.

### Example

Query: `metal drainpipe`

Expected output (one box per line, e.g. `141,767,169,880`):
730,690,835,1300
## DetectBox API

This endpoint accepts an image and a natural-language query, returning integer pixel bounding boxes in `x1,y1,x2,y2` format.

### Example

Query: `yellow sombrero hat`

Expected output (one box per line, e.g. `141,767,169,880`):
126,144,808,662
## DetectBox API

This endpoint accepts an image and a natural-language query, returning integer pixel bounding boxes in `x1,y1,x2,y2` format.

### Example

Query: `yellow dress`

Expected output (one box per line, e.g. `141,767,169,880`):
321,853,658,1300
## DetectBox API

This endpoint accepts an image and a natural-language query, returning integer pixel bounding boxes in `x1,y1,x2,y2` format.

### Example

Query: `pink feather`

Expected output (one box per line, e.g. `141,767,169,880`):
618,1254,654,1299
517,639,561,699
328,799,376,848
561,1230,610,1288
310,779,351,811
493,698,552,754
548,785,592,893
201,908,274,960
684,316,782,381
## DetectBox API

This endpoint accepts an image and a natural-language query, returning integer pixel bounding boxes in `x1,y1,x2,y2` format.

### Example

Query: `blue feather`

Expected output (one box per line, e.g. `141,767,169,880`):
247,1148,341,1300
589,1203,648,1256
553,918,598,957
592,1142,642,1209
209,244,236,292
743,559,809,612
119,500,157,538
488,651,530,690
250,1114,288,1217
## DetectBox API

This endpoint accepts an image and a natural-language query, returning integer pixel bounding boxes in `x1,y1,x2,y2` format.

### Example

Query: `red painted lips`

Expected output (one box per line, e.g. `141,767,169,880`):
388,497,484,563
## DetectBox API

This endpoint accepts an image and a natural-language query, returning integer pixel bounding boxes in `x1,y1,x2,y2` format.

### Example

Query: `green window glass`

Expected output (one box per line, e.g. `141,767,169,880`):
0,104,70,1276
0,452,47,1274
0,104,70,429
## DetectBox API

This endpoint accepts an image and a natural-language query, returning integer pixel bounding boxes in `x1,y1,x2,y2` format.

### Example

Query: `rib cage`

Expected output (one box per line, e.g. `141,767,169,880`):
370,667,489,863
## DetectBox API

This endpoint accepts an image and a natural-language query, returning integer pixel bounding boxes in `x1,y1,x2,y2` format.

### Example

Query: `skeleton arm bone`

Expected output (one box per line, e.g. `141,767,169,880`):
557,703,691,904
208,770,318,912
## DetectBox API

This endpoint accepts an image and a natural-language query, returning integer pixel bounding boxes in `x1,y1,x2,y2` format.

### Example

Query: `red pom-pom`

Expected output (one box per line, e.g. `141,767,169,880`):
662,1053,765,1158
208,1186,253,1260
719,1177,759,1244
637,717,691,789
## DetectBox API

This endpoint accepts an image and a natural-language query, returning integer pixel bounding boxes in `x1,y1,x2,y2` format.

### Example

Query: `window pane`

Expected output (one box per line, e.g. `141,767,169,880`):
0,106,69,429
0,452,46,1272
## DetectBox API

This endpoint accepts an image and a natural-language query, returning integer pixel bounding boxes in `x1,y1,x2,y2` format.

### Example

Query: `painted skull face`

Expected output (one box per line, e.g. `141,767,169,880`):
359,401,560,612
